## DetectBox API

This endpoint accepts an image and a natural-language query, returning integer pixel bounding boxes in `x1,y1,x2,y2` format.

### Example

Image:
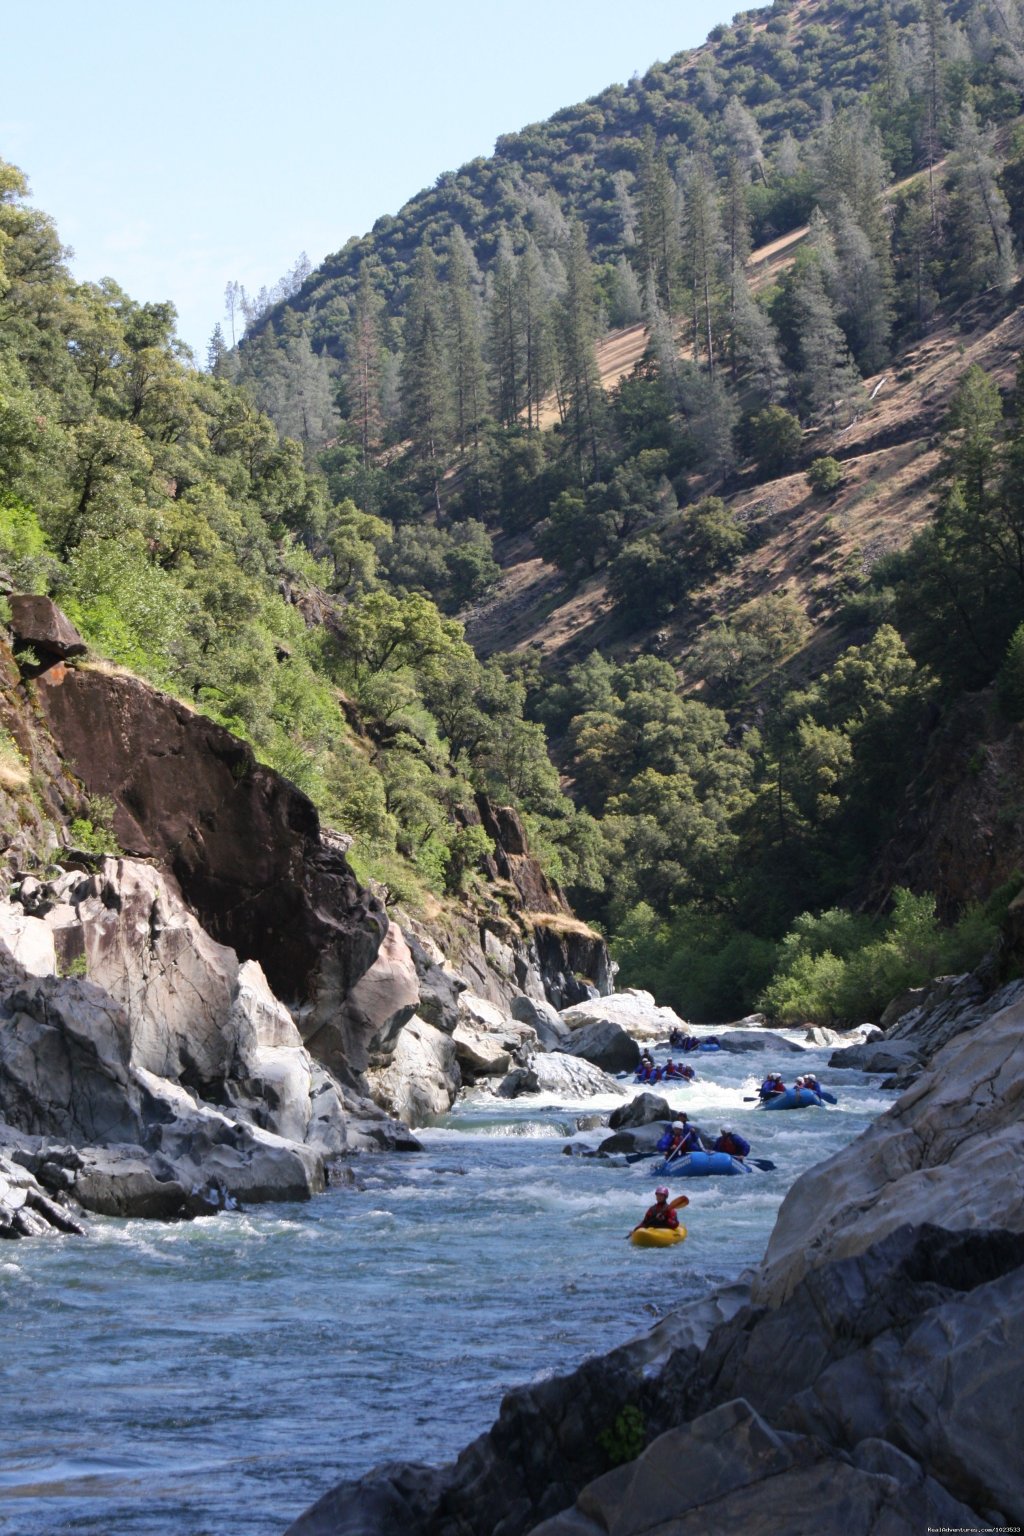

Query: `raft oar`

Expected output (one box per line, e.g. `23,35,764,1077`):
749,1158,776,1172
818,1090,837,1104
626,1193,689,1239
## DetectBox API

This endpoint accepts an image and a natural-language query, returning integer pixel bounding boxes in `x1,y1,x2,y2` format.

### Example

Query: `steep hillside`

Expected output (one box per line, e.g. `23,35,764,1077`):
248,0,973,351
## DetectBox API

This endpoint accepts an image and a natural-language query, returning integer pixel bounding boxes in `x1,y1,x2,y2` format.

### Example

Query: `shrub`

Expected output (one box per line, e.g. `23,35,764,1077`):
747,405,802,475
806,456,843,494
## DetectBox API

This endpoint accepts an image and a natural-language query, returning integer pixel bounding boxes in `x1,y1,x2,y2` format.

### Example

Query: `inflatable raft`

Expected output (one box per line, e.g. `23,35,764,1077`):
760,1087,824,1110
631,1224,687,1248
654,1150,752,1177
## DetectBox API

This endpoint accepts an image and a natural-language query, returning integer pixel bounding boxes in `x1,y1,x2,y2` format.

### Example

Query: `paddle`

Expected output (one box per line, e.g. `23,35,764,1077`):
749,1158,776,1172
627,1192,689,1239
818,1089,837,1104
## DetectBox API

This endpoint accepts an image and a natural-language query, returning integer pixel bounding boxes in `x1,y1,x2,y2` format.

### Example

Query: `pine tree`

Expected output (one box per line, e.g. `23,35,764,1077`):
830,199,893,373
488,231,521,428
445,227,486,453
791,259,862,425
609,255,643,328
557,219,603,481
638,130,680,312
401,241,452,508
732,272,787,402
722,97,764,181
944,103,1016,299
206,323,227,375
516,236,553,429
682,154,726,377
348,261,384,464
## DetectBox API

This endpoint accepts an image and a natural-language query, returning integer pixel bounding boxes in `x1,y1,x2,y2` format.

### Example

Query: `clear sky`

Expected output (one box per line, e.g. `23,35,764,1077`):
2,1,760,358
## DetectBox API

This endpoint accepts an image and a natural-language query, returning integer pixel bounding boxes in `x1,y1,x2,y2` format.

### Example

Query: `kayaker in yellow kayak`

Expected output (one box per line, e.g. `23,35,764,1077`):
629,1186,688,1238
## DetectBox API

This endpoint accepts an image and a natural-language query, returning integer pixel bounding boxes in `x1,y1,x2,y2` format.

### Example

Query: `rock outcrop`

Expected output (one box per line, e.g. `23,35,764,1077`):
32,664,392,1044
0,859,415,1221
758,979,1024,1306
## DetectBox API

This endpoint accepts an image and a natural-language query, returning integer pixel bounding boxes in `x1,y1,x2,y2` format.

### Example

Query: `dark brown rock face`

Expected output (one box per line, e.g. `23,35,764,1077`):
34,666,386,1014
8,595,87,663
873,690,1024,918
476,796,569,917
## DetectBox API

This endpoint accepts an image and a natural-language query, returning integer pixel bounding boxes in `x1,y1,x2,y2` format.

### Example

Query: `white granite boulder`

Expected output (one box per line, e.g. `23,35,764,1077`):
560,989,685,1041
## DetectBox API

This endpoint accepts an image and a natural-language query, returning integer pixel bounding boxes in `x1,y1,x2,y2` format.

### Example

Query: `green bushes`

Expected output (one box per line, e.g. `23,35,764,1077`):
758,889,1000,1024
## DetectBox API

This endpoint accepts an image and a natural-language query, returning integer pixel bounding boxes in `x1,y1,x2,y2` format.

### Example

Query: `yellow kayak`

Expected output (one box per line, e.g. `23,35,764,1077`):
630,1224,687,1248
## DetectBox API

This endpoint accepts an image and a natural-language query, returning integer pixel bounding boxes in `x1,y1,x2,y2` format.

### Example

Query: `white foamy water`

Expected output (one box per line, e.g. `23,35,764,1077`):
1,1032,893,1536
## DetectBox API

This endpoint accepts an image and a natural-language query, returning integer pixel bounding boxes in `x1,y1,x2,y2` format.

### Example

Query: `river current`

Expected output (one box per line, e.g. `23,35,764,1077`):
2,1031,894,1536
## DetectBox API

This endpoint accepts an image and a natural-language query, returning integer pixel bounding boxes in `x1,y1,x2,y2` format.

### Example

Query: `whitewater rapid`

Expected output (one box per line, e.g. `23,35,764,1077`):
1,1030,895,1536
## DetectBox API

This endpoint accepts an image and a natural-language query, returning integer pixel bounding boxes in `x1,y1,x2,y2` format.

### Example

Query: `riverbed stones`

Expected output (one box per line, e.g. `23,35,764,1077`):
0,1147,84,1236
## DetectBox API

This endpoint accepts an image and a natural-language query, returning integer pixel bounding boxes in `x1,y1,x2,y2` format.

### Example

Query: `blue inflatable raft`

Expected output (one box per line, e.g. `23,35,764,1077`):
653,1150,752,1177
760,1087,824,1110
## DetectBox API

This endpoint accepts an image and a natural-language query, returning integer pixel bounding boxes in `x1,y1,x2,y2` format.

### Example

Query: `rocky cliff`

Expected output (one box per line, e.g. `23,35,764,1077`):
0,603,614,1229
285,971,1024,1536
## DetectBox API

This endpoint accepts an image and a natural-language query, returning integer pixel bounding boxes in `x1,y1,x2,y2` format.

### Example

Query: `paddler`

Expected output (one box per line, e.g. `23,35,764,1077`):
714,1125,751,1159
630,1185,680,1236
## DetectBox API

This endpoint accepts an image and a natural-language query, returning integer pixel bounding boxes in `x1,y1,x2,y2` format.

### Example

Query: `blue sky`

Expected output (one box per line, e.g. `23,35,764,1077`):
2,1,760,357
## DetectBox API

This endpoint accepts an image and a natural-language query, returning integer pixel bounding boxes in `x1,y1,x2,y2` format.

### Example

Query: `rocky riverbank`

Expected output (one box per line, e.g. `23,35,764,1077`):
285,972,1024,1536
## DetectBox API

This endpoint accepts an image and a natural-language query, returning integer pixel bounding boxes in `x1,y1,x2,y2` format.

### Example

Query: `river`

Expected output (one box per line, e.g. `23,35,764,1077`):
1,1031,894,1536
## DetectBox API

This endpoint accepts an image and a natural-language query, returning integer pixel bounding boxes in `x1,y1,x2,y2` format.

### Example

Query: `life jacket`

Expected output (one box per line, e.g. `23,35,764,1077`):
643,1202,678,1229
716,1133,750,1158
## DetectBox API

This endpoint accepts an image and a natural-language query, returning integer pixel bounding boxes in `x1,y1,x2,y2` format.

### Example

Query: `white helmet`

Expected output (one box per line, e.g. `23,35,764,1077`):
720,1125,732,1134
672,1120,685,1130
655,1186,669,1198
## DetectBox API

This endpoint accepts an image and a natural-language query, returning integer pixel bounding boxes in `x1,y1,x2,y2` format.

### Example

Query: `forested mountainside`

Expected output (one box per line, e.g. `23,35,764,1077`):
4,0,1024,1026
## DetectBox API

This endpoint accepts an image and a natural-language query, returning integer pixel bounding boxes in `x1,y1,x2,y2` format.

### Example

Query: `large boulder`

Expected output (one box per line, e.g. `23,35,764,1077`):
833,1037,922,1074
403,928,465,1034
529,1398,983,1536
608,1092,671,1130
560,989,683,1042
451,994,538,1080
597,1121,669,1157
367,1016,460,1124
497,1053,624,1100
714,1029,805,1054
558,1020,639,1074
305,920,420,1080
511,994,571,1051
7,594,86,661
757,983,1024,1307
0,903,56,978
